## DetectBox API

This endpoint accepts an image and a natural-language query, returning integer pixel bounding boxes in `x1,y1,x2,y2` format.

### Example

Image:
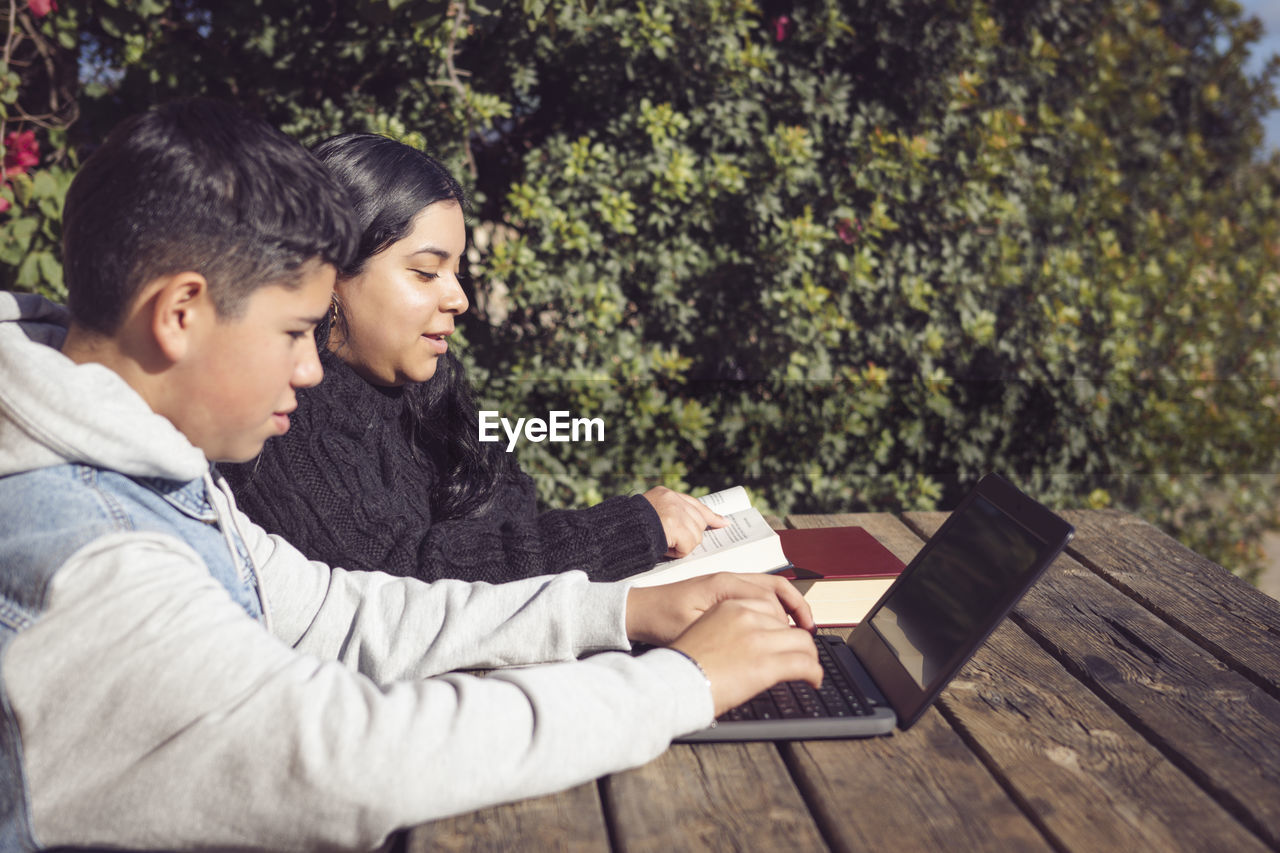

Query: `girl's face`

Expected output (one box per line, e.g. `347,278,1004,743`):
330,200,468,386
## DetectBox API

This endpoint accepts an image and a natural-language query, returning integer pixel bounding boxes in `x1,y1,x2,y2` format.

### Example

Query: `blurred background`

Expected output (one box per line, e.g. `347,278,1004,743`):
3,0,1279,583
1242,0,1278,152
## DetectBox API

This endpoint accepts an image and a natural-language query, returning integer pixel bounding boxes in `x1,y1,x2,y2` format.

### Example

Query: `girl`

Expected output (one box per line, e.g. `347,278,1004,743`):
222,133,722,582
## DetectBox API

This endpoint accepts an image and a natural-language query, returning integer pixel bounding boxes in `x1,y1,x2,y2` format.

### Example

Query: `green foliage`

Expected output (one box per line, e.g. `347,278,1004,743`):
0,2,80,300
5,0,1280,577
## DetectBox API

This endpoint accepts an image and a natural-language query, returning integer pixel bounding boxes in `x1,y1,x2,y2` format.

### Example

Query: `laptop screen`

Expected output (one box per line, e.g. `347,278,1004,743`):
847,474,1073,729
867,495,1044,689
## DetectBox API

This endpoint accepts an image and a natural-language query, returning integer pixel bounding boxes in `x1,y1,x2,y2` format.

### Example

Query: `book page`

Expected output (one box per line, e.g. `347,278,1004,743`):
627,506,788,587
659,506,778,565
697,485,752,516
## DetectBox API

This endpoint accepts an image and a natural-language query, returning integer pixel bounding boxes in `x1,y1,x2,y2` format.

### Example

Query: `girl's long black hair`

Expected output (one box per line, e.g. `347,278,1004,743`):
313,132,507,520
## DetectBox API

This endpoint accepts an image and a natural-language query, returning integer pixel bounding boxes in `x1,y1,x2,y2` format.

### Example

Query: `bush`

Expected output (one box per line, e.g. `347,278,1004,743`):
0,1,77,297
6,0,1280,577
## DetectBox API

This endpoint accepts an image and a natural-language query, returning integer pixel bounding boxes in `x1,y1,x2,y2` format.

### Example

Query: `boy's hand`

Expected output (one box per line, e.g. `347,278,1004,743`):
625,572,815,646
670,600,823,716
643,486,730,557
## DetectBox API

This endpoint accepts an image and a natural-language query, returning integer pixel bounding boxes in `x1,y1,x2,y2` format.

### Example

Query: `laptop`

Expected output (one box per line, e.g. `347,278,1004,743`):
676,472,1074,742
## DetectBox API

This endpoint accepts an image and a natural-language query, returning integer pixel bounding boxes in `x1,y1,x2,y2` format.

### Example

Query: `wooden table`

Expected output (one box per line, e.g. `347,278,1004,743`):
403,510,1280,852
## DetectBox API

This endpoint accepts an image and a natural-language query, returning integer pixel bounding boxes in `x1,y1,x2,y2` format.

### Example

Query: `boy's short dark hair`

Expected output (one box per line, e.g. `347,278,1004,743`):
62,99,359,334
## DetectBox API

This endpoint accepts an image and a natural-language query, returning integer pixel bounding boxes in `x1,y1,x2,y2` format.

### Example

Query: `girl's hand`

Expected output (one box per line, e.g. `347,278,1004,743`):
642,486,729,557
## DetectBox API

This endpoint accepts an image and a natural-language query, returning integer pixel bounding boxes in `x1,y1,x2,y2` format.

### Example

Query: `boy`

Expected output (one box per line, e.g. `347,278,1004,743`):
0,100,821,851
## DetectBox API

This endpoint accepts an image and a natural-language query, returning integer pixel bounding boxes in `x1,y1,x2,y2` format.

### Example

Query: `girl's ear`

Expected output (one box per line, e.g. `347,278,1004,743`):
148,271,211,363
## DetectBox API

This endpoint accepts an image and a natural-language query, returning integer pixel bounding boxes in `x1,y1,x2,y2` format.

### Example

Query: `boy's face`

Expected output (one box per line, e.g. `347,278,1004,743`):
173,260,335,462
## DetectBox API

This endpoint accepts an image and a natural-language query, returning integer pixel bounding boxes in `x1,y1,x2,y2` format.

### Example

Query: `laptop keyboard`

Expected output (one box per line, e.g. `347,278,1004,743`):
718,636,878,723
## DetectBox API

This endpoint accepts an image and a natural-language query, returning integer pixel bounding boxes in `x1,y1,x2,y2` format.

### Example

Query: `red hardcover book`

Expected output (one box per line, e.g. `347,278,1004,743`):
775,526,905,580
774,527,906,626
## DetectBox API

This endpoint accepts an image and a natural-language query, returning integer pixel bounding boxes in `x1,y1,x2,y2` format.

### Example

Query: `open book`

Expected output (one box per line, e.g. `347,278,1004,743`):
626,486,907,626
627,486,787,587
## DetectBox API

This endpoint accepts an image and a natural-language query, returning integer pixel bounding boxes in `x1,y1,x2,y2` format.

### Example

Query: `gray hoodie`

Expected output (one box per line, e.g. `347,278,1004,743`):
0,291,712,851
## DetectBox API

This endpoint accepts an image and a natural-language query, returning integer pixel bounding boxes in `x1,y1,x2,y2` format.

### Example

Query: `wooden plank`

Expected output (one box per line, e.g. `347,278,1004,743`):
904,511,1280,848
942,618,1271,853
1061,509,1280,698
601,742,825,852
800,514,1267,850
405,783,610,852
784,711,1052,852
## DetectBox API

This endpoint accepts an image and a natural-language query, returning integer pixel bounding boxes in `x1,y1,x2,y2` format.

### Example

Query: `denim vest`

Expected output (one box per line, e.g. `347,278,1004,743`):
0,463,264,850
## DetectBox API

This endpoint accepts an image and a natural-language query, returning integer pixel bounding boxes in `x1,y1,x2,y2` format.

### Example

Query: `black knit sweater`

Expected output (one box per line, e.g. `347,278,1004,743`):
219,349,667,584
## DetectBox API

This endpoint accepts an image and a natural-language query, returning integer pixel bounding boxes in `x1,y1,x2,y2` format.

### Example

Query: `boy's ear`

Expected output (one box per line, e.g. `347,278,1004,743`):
148,271,213,363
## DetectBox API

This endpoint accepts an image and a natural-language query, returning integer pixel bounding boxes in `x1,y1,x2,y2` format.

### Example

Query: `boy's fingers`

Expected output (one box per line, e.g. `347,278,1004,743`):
715,573,816,632
784,644,826,689
717,595,792,625
763,575,815,631
672,608,823,714
755,627,824,689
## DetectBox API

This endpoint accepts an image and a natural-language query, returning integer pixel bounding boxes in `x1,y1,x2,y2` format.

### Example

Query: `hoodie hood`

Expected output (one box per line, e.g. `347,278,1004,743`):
0,291,208,481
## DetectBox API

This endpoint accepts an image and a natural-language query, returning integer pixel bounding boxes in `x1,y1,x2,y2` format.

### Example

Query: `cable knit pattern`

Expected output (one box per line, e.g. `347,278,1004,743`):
220,349,667,583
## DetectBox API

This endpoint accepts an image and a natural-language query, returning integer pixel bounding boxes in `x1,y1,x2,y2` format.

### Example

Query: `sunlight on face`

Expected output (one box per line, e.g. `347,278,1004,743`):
177,260,335,462
330,201,469,386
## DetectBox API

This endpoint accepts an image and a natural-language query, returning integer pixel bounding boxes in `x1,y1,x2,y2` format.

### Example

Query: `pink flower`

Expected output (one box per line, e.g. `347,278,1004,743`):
28,0,57,17
773,15,792,42
3,130,39,175
836,217,863,244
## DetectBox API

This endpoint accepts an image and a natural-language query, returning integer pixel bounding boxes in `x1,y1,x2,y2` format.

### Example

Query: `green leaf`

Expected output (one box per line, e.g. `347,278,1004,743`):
9,174,34,208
